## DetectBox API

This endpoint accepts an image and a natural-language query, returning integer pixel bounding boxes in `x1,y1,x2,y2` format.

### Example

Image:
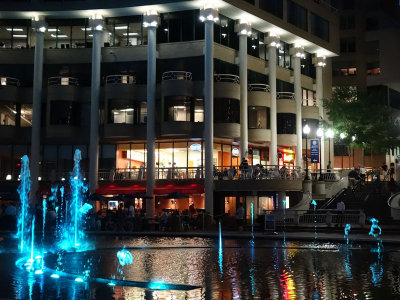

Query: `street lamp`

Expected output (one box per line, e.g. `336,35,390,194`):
303,124,310,180
326,129,334,170
316,127,324,180
339,132,345,168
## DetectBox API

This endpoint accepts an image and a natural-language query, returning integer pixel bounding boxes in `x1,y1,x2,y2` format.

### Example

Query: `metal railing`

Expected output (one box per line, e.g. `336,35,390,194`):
277,92,295,99
306,169,341,182
0,77,20,87
214,74,240,84
162,71,192,81
302,98,317,107
248,83,270,92
106,75,136,85
214,165,302,180
264,209,366,228
48,77,79,86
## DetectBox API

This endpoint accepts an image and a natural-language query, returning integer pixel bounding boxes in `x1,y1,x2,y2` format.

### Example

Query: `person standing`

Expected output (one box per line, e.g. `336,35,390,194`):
236,203,245,231
336,199,345,228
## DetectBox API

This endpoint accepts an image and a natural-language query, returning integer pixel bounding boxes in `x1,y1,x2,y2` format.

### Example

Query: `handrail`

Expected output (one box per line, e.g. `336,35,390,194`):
320,188,347,209
162,71,192,81
388,192,400,210
106,75,136,85
302,98,317,107
48,76,79,86
277,92,295,99
0,77,20,87
248,83,270,92
214,74,240,84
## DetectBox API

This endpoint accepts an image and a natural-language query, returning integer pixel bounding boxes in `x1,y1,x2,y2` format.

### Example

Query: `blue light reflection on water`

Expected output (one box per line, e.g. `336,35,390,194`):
4,237,400,299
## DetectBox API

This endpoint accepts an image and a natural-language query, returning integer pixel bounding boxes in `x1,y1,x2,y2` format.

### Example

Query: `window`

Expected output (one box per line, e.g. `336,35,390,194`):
302,88,316,106
366,17,379,31
277,79,294,93
367,62,380,75
165,96,193,122
50,101,80,125
365,40,379,55
109,100,146,125
340,67,357,76
340,37,356,53
105,16,145,47
0,20,30,49
194,99,204,122
260,0,284,19
340,15,355,29
111,107,134,124
0,103,16,126
277,42,291,69
214,98,240,123
311,13,329,41
248,106,270,129
301,51,316,78
20,104,32,127
287,1,308,31
277,113,296,134
341,0,355,10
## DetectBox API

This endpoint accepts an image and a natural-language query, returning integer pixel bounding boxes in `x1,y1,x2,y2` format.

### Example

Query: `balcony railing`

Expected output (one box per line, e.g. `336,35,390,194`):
302,98,317,107
162,71,192,81
277,92,295,100
48,77,79,86
214,74,240,84
0,77,20,87
106,75,135,85
248,83,270,92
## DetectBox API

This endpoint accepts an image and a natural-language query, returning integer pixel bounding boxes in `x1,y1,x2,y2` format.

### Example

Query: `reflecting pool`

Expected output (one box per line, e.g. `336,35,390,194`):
1,236,400,299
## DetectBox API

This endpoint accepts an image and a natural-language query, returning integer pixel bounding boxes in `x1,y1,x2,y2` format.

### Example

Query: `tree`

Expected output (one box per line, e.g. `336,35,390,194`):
324,86,400,164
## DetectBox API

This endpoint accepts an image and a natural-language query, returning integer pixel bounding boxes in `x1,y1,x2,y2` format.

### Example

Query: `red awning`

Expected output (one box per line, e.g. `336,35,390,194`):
95,183,204,196
154,183,204,195
95,184,146,195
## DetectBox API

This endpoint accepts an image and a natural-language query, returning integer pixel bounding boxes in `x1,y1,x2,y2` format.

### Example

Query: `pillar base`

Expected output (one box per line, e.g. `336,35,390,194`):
314,181,326,195
303,180,312,194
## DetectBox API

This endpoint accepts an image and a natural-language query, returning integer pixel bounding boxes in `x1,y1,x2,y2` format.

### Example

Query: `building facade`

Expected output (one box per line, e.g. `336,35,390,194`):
332,0,400,169
0,0,338,217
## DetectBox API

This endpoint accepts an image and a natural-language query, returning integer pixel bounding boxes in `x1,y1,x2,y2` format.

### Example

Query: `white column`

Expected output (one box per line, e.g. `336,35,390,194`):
314,56,325,169
237,21,251,161
30,18,46,202
143,11,160,219
88,15,104,194
291,45,304,169
200,7,218,216
266,34,280,165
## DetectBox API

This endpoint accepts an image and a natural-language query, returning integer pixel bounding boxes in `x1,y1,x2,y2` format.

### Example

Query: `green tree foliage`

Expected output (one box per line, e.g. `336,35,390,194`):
324,86,400,154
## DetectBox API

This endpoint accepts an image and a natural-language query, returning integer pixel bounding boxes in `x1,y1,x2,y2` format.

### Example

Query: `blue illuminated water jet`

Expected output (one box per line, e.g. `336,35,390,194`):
218,220,223,278
311,200,317,244
17,155,31,253
117,248,133,267
344,224,351,246
369,218,383,252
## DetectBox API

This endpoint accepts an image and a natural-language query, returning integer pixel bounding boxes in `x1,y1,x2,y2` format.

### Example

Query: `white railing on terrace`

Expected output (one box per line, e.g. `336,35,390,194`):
277,92,295,99
264,209,366,228
48,77,79,86
106,75,135,85
214,74,240,84
248,83,270,92
0,77,20,87
162,71,192,81
302,98,317,107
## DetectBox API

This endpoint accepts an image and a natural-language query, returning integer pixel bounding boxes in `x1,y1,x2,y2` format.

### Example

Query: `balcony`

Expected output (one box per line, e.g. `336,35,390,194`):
0,77,19,102
105,75,136,100
162,71,193,97
302,98,319,119
214,74,240,100
277,92,296,114
47,77,79,101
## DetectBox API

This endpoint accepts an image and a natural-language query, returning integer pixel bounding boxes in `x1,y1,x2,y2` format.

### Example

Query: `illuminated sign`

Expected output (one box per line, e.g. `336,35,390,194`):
232,148,239,156
283,153,294,163
190,144,202,152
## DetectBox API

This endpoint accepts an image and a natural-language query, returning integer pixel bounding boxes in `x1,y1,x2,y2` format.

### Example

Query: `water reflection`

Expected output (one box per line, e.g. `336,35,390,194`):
2,238,400,299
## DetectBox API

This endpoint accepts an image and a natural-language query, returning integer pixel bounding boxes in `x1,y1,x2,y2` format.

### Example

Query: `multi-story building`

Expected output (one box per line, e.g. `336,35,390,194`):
332,0,400,169
0,0,338,218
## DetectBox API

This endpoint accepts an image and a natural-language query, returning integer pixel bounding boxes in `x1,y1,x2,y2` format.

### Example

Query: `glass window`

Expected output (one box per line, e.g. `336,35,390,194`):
287,0,308,31
140,101,147,124
0,103,17,126
277,42,291,69
340,15,355,30
72,21,88,48
0,21,30,48
188,141,203,168
158,142,173,175
100,144,116,169
20,104,33,127
109,101,134,124
311,13,329,41
248,106,270,129
366,17,379,31
58,145,73,172
165,96,193,122
181,11,195,42
277,113,296,134
365,40,379,54
260,0,284,18
173,142,187,169
214,98,240,123
341,0,355,10
50,101,80,125
0,145,12,179
367,62,380,75
117,143,145,169
194,99,204,122
340,37,356,53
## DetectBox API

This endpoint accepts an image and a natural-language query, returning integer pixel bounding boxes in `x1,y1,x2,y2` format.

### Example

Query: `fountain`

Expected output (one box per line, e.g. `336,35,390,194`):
17,155,31,253
218,220,223,280
311,200,317,243
344,224,351,246
369,218,383,252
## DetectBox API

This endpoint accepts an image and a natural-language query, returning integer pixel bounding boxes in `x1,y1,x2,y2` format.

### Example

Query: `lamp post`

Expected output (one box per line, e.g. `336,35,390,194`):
340,132,345,169
326,129,334,170
303,124,310,180
317,127,324,180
